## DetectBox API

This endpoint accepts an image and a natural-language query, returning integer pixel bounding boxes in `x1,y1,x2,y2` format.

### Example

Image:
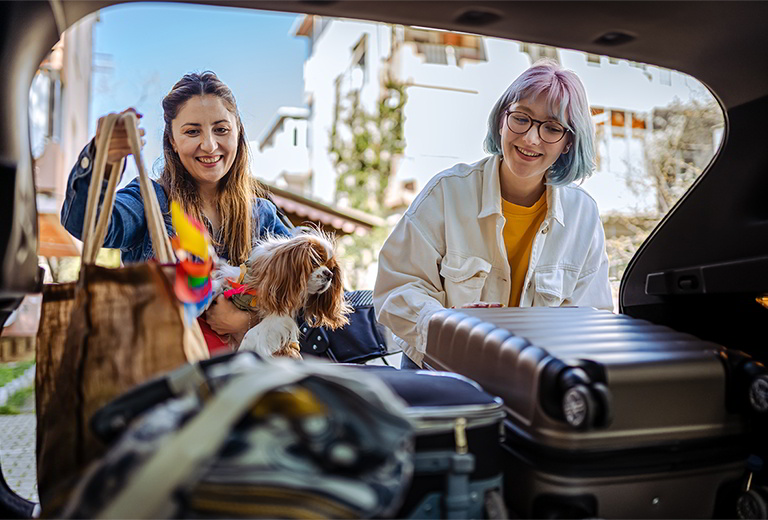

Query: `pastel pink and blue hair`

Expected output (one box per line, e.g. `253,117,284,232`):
483,60,596,185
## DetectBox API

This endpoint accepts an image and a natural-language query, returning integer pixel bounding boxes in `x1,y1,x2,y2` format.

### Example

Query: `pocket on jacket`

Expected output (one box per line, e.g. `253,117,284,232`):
440,254,491,305
533,267,578,307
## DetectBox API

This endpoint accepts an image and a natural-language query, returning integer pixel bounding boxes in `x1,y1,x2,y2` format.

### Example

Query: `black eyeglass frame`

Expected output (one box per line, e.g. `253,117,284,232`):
504,109,570,144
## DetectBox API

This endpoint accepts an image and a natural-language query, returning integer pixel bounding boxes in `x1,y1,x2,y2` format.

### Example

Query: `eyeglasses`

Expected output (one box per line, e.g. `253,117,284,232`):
505,110,569,144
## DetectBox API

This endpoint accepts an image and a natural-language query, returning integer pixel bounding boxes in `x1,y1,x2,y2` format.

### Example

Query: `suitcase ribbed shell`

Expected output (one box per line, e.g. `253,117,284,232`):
425,307,746,451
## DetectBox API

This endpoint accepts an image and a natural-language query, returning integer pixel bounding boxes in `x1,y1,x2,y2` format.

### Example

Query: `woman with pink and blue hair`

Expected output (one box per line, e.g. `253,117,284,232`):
374,60,613,369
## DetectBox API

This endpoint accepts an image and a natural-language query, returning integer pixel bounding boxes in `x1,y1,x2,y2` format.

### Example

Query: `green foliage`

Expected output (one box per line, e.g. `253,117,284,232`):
338,226,391,290
329,78,407,288
329,78,406,216
0,387,34,415
50,248,120,283
612,95,723,283
627,96,723,215
0,361,34,387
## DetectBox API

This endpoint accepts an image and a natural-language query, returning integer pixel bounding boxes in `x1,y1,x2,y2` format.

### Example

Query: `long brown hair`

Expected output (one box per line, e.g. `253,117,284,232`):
158,71,264,264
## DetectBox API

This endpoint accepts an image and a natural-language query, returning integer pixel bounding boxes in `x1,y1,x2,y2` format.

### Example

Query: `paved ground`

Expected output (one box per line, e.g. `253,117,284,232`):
0,412,38,503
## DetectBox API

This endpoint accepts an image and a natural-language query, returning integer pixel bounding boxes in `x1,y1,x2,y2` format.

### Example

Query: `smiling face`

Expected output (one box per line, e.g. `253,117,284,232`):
499,96,571,189
170,94,239,190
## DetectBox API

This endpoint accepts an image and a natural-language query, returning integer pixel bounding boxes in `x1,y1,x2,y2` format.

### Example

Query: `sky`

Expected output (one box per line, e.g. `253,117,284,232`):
89,3,306,182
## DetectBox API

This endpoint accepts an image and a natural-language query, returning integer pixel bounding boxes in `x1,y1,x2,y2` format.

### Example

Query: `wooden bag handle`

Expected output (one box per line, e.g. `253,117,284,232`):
80,112,175,266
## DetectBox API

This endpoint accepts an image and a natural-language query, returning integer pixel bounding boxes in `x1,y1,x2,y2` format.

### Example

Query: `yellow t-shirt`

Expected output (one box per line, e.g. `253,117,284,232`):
502,192,547,307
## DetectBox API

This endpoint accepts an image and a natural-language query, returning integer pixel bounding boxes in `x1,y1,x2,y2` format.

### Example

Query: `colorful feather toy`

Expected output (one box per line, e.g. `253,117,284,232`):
170,201,214,324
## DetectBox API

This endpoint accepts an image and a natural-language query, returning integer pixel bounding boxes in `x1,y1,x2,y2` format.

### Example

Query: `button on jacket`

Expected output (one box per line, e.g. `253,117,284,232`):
374,155,613,365
61,141,291,263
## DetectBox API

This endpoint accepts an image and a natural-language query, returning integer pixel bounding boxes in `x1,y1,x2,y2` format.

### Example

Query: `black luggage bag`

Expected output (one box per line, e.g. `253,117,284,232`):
297,290,400,363
424,307,768,518
86,354,506,519
342,365,507,518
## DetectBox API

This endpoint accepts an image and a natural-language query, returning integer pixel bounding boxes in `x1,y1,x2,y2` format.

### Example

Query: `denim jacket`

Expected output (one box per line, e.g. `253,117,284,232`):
61,141,291,263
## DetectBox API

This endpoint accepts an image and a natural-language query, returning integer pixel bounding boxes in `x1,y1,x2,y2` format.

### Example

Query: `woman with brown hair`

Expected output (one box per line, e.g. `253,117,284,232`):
61,71,290,344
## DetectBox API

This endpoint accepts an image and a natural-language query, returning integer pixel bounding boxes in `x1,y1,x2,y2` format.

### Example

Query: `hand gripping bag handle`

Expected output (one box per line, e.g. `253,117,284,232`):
80,111,174,266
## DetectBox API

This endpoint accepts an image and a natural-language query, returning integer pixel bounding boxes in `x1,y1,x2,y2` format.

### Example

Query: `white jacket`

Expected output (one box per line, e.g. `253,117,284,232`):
374,155,613,365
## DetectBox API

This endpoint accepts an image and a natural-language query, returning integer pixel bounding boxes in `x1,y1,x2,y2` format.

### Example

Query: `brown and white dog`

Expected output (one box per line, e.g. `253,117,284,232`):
212,231,351,358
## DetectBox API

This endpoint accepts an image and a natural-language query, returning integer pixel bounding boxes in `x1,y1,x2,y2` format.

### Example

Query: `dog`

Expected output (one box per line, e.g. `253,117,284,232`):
211,230,351,358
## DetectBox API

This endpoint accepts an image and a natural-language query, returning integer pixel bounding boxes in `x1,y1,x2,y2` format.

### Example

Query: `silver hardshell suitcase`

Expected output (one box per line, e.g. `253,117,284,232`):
424,307,768,518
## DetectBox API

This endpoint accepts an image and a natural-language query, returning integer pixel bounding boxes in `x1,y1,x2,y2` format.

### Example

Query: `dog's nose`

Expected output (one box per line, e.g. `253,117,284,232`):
320,266,332,282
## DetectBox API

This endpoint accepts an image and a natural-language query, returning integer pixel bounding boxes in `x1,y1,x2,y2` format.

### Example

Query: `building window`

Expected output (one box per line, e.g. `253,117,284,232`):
590,107,607,170
28,67,62,160
591,107,606,125
419,43,448,65
611,110,626,137
631,112,647,138
403,27,487,65
293,127,298,146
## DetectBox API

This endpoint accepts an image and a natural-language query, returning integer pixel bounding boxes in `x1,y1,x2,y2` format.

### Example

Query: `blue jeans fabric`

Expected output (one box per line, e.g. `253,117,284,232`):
61,141,291,263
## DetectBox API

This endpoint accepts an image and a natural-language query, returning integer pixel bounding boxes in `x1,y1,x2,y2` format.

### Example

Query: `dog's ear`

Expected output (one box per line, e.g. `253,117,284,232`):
304,260,351,329
249,239,315,315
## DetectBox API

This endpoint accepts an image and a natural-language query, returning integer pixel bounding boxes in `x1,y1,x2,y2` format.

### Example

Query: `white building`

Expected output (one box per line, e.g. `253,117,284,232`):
249,16,721,291
256,15,720,218
31,12,98,258
250,106,311,195
32,13,98,216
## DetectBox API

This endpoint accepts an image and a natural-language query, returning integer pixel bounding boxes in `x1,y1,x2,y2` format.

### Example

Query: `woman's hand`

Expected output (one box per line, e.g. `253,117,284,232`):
204,295,253,336
94,107,146,164
458,301,503,309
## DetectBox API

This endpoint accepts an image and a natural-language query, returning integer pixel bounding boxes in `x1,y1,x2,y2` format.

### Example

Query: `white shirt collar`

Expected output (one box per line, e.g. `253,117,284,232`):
477,154,565,227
